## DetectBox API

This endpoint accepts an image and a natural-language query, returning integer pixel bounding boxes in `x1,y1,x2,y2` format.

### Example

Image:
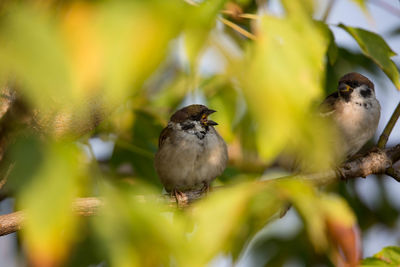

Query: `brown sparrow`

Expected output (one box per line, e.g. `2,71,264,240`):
320,72,381,159
154,104,228,201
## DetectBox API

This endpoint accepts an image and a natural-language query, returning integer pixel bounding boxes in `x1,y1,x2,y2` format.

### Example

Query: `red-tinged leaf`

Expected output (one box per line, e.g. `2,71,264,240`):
326,218,362,267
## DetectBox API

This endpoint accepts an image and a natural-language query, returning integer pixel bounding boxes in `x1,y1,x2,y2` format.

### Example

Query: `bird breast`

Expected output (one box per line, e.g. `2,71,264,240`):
334,97,380,157
155,126,228,191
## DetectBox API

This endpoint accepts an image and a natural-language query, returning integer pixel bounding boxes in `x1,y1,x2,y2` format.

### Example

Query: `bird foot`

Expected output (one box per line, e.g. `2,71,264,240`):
200,182,210,195
172,189,188,207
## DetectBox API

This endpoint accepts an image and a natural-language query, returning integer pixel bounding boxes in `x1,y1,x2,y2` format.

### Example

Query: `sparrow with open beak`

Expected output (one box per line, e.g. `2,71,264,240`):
320,72,381,159
155,104,228,202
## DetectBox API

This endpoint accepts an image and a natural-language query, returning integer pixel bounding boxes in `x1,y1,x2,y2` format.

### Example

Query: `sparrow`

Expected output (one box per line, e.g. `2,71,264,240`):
320,72,381,159
154,104,228,202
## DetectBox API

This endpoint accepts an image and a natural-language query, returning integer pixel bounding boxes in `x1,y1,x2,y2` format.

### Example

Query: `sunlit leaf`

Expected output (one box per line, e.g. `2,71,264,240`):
190,182,281,263
276,179,328,251
16,141,87,266
339,24,400,90
184,0,227,67
362,246,400,266
281,0,315,17
94,181,190,267
0,5,74,109
349,0,369,14
239,10,336,170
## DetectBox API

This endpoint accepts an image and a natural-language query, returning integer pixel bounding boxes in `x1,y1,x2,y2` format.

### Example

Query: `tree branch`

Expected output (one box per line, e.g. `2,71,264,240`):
378,101,400,149
0,198,102,236
1,145,400,237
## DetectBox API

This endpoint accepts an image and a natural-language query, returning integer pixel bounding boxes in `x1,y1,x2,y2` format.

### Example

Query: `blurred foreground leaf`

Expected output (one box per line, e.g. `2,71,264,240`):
339,24,400,90
239,10,337,170
0,0,186,137
13,140,88,266
183,0,227,68
190,179,357,265
94,182,190,267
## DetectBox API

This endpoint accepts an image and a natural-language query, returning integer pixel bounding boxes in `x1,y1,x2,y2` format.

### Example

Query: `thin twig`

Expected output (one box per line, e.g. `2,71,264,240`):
221,10,259,20
219,17,256,40
386,167,400,182
238,13,259,20
378,101,400,149
322,0,336,22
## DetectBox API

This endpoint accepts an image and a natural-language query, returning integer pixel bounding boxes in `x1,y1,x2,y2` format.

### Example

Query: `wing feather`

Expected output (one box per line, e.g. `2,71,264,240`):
319,92,339,117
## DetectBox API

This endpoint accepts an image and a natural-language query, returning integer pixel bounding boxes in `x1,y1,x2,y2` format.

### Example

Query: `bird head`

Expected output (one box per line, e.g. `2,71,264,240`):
170,104,218,127
338,72,375,100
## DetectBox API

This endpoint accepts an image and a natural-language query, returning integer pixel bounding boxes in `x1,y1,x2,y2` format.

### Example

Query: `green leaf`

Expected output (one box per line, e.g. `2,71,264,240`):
349,0,369,13
362,246,400,266
94,181,190,267
339,24,400,90
239,11,337,170
184,0,227,67
110,109,163,187
17,141,88,266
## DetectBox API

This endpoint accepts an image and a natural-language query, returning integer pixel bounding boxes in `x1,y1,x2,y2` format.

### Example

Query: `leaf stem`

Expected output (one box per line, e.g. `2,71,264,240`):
378,101,400,148
219,17,256,40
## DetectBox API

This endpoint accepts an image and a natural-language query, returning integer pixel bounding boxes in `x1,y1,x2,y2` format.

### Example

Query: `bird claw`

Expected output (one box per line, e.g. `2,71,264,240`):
172,189,188,207
200,182,210,195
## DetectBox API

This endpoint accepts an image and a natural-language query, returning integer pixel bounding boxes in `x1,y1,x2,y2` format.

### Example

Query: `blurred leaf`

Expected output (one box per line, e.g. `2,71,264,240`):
349,0,369,13
190,182,281,263
388,26,400,37
96,1,185,107
0,1,186,138
203,75,238,142
239,11,336,170
94,181,190,267
17,142,88,266
322,196,360,266
0,4,74,109
317,23,338,65
339,24,400,90
281,0,315,17
190,179,358,264
362,246,400,266
5,135,45,192
110,109,163,187
277,179,328,251
184,0,227,67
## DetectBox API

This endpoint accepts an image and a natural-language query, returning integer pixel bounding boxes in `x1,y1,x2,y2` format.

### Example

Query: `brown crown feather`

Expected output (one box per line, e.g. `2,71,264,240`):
339,72,374,91
170,104,209,123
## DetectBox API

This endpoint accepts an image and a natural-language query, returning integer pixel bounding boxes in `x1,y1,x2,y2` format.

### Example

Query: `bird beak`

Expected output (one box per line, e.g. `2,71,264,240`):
205,109,217,115
339,83,353,93
206,120,218,126
201,109,218,126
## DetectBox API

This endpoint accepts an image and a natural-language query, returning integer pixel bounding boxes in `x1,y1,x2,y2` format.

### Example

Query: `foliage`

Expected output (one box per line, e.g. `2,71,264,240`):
0,0,399,266
362,246,400,266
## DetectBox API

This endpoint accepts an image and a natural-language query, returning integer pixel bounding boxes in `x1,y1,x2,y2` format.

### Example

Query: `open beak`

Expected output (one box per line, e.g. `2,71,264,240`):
338,83,353,93
206,120,218,126
205,109,216,115
201,109,218,126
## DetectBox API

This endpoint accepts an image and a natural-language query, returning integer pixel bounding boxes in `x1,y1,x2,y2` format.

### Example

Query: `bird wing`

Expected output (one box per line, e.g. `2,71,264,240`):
319,92,339,117
158,126,173,148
